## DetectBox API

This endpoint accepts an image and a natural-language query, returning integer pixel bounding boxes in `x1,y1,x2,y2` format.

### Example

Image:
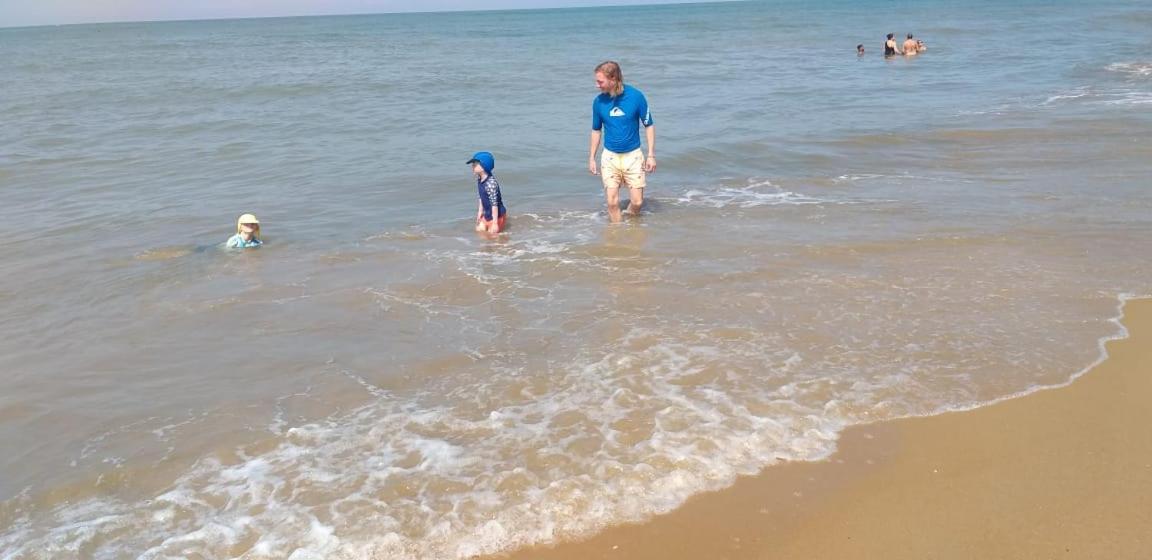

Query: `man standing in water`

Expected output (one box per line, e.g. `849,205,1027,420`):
903,33,920,55
589,60,655,222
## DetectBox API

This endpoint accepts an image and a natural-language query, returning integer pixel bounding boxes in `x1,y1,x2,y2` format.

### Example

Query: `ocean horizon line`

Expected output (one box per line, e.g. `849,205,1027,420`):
0,0,739,31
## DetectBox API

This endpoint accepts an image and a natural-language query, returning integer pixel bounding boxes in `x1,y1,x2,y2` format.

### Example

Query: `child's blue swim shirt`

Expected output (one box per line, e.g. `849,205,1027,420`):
226,234,263,248
478,174,506,222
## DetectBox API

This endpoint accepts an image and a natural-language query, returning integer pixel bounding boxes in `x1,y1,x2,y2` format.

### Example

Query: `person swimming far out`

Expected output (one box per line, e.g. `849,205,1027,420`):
226,213,263,248
857,44,865,56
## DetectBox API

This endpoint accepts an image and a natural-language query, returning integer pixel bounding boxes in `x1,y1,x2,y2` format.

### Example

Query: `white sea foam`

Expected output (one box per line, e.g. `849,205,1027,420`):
953,107,1007,117
0,329,859,559
922,294,1146,417
1098,91,1152,106
1038,86,1152,108
1105,61,1152,78
674,180,830,208
1041,88,1092,105
832,173,969,185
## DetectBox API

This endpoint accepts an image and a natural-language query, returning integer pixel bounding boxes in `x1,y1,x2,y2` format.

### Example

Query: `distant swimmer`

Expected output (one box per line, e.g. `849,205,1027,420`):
467,151,507,235
589,60,655,222
226,213,262,248
884,33,901,57
903,33,919,55
857,44,865,56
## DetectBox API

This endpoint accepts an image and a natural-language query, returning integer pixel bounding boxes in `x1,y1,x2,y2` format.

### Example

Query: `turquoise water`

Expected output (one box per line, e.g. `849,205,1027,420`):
2,1,1151,558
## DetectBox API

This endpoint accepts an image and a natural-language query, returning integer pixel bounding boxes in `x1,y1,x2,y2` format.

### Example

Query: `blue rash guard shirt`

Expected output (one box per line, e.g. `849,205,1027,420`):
591,84,654,154
478,174,506,222
226,234,262,248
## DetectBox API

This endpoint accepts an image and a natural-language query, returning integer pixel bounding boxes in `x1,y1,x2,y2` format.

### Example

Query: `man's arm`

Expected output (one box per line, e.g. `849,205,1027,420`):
644,125,656,172
589,129,602,175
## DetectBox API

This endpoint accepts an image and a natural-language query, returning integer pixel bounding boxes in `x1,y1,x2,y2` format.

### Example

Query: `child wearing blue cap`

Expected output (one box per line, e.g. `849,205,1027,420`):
467,151,507,235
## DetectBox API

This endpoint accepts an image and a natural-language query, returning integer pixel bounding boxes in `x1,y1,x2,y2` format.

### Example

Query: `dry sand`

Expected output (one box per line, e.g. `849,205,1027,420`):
494,297,1152,560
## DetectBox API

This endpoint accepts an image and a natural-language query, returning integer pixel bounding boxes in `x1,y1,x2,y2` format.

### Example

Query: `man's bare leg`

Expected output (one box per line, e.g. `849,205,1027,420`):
625,187,644,216
605,186,623,223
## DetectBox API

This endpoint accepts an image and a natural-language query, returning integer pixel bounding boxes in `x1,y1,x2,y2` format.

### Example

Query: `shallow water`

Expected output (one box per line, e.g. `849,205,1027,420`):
2,0,1151,557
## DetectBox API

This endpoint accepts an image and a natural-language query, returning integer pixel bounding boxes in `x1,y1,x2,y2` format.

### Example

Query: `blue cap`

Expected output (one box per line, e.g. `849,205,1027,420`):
466,151,495,174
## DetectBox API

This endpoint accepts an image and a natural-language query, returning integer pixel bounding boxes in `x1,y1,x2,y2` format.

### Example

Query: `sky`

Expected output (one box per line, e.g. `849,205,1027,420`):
0,0,703,28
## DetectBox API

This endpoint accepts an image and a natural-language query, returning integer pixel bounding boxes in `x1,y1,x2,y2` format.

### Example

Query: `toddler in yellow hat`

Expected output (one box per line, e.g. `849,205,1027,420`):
226,213,263,248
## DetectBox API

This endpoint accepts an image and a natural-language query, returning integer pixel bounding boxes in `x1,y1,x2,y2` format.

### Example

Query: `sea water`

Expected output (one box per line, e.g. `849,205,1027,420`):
1,0,1150,557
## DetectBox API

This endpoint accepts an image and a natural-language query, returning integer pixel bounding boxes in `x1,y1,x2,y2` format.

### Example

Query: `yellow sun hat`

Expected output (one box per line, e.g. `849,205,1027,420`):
236,213,260,234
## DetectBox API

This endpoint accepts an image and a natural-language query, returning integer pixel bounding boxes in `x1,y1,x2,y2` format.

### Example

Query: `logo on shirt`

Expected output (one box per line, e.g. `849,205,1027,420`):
609,107,625,117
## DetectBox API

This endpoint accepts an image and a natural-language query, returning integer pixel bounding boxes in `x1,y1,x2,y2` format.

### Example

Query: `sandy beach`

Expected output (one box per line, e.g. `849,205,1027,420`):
497,297,1152,560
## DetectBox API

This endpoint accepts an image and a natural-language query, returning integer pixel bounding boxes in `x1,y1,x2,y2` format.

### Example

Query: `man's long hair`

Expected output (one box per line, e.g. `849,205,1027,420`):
595,60,625,97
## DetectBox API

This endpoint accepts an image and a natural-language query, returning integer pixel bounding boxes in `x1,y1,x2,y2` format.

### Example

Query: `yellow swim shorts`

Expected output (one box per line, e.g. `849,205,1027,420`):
600,148,646,190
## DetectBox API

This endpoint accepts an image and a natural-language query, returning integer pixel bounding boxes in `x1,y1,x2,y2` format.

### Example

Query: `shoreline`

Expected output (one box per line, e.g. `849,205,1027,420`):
493,297,1152,559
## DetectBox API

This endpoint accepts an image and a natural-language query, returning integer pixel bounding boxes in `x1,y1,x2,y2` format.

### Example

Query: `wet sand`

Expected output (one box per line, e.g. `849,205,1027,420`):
496,297,1152,559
